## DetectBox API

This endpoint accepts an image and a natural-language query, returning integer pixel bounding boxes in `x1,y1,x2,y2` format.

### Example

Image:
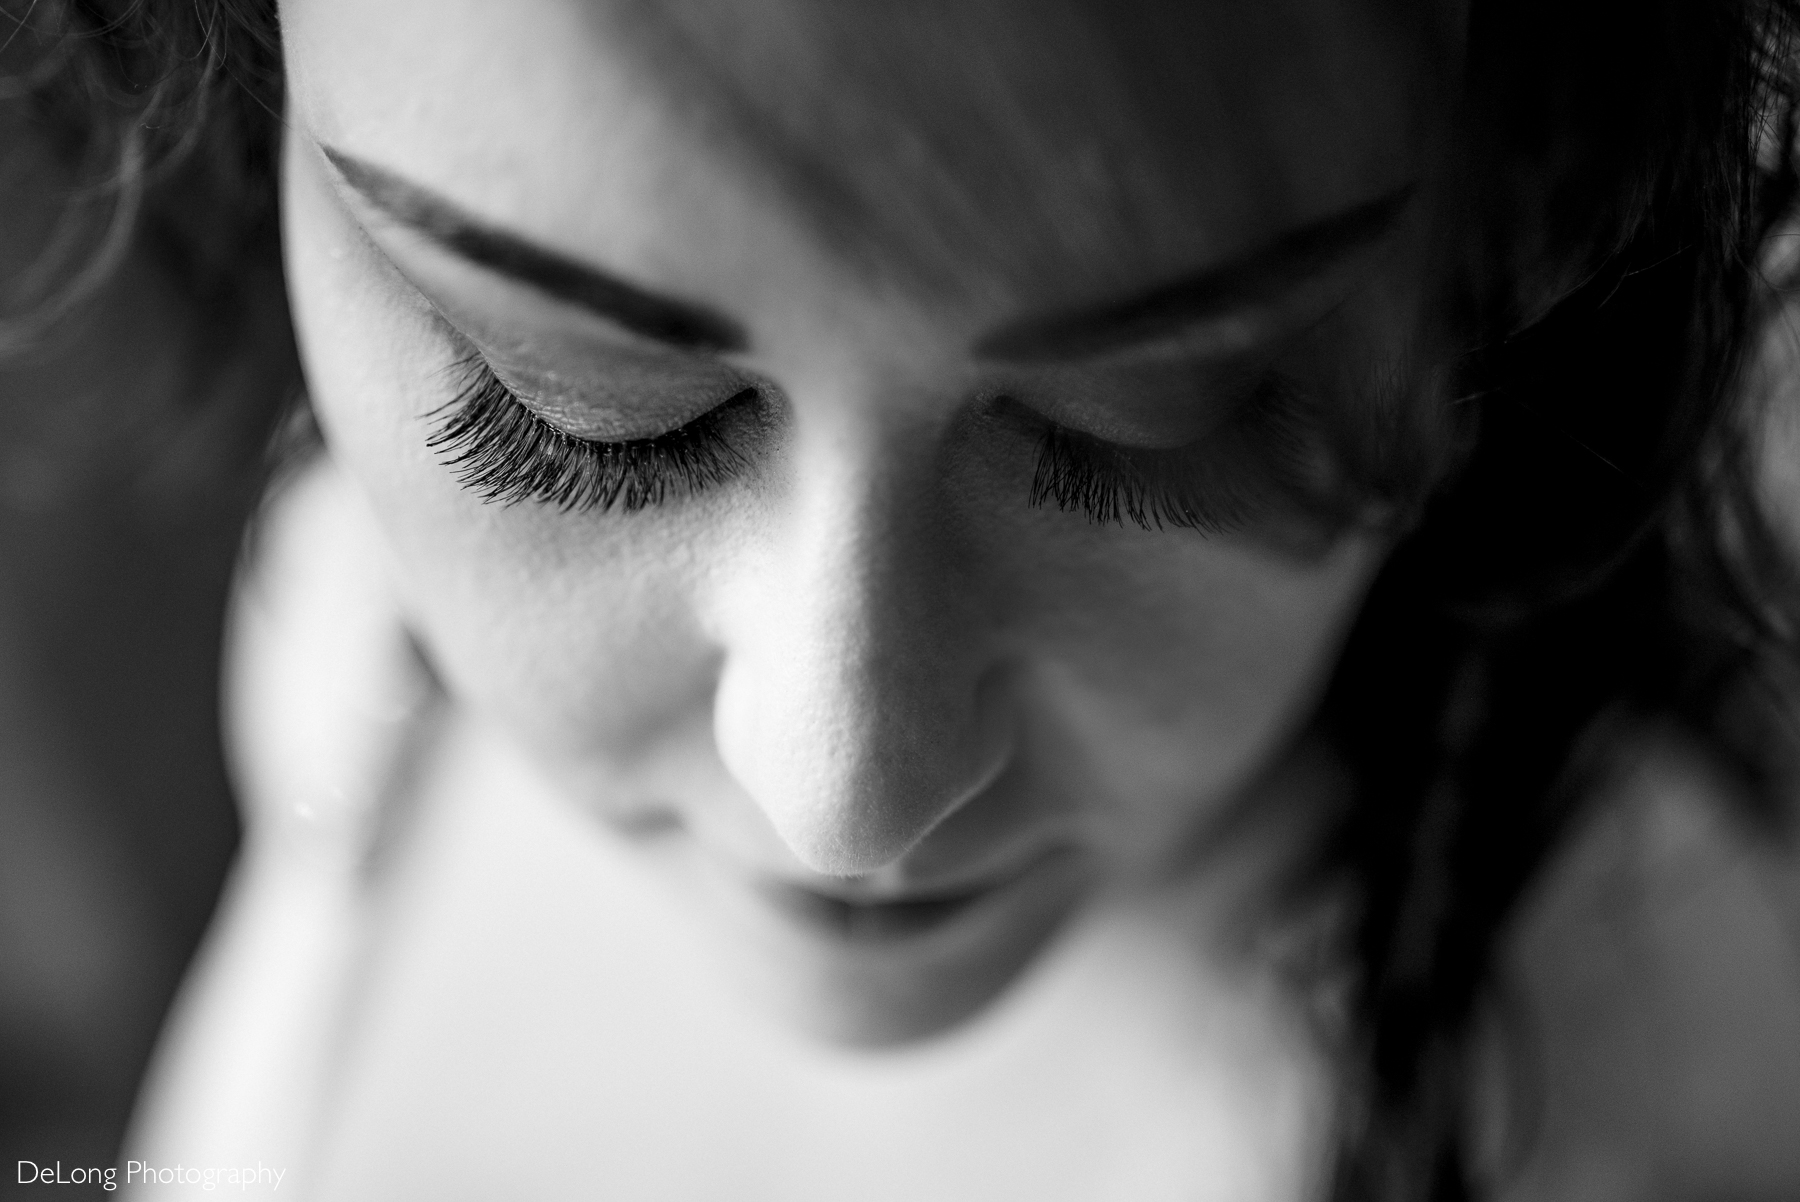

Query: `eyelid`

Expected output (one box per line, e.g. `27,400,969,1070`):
988,360,1270,452
986,274,1362,448
437,321,757,443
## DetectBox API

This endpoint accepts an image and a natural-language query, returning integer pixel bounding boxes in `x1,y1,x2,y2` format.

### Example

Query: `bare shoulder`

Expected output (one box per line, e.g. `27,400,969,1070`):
1496,735,1800,1202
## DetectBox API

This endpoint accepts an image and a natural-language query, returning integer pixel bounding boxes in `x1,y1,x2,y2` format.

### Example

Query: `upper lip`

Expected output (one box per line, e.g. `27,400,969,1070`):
756,844,1068,907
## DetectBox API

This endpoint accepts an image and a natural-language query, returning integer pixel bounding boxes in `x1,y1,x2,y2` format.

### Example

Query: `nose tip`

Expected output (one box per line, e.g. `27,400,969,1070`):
713,642,1012,876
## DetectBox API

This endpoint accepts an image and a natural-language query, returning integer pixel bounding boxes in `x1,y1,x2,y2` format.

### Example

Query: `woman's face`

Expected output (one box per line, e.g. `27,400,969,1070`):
280,0,1446,1042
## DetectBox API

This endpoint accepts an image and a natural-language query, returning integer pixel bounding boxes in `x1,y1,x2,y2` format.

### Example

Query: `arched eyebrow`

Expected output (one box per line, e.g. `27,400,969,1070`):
321,146,749,354
974,185,1415,363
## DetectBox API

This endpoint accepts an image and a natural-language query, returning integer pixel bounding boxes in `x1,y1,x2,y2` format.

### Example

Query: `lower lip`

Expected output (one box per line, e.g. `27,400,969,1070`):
746,849,1079,947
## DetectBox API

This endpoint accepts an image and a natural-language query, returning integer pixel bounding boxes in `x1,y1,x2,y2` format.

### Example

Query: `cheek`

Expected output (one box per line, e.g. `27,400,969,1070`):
1014,529,1381,851
283,137,720,770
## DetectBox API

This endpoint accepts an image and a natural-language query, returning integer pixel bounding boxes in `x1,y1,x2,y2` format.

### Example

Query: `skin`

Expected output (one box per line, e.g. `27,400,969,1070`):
276,0,1450,1044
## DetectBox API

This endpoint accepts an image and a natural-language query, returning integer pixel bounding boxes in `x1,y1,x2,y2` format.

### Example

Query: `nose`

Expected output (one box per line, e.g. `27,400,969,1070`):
709,409,1011,876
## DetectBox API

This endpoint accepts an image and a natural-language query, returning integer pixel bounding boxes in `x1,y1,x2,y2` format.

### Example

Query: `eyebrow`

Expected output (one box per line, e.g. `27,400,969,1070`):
325,144,1409,366
323,147,749,354
974,186,1415,362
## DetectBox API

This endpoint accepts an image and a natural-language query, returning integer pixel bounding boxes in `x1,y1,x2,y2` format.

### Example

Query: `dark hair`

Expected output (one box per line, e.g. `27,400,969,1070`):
0,0,292,506
5,3,1798,1200
1317,4,1800,1197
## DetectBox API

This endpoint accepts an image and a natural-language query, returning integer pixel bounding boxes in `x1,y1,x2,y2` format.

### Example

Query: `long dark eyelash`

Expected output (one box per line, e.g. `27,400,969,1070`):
1027,375,1334,534
426,357,753,513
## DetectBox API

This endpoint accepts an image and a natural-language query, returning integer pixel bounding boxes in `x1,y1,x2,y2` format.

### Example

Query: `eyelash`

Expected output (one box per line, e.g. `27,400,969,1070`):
427,356,1336,533
427,357,756,513
1026,374,1333,535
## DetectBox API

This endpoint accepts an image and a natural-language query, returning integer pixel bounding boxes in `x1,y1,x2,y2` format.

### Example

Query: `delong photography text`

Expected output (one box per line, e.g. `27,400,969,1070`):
16,1160,287,1192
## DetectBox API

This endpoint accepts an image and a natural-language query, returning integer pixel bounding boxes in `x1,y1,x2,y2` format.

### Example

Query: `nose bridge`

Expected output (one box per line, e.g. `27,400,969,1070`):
711,404,1005,875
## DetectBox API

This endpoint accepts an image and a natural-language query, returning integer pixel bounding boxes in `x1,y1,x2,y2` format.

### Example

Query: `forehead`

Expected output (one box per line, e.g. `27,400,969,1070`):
284,0,1446,320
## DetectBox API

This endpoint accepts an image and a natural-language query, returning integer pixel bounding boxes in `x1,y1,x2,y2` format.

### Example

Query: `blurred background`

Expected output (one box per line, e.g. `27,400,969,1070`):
0,74,285,1183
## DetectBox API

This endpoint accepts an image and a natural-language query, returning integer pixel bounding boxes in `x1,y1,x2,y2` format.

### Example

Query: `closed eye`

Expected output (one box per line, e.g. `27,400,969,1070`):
425,355,1359,540
1017,374,1359,537
426,355,762,513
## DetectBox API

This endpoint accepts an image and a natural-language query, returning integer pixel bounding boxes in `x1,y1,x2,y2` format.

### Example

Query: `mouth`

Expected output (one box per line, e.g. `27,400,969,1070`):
748,848,1075,944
